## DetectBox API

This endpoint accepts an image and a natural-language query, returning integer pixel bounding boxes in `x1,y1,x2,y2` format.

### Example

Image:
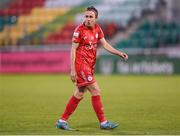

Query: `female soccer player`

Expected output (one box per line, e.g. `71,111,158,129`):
56,6,128,130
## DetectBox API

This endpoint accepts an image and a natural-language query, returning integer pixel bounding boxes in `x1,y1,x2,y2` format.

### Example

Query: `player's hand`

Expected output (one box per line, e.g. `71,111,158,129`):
70,70,77,83
120,52,128,60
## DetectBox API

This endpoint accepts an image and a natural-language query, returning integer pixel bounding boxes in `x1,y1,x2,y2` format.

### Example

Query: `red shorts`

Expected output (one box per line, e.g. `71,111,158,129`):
75,64,96,87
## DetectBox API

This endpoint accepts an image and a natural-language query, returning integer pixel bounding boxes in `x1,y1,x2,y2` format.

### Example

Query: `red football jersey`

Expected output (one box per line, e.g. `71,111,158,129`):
72,23,104,68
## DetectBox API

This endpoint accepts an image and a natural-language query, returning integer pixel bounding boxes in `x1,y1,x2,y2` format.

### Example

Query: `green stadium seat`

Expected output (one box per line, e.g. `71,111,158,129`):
116,20,179,49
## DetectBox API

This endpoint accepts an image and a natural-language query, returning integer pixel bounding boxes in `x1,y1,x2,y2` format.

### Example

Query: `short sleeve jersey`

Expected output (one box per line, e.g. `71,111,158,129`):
72,23,104,69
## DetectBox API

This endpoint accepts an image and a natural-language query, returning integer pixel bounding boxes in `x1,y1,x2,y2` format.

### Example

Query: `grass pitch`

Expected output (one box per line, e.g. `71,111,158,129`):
0,74,180,135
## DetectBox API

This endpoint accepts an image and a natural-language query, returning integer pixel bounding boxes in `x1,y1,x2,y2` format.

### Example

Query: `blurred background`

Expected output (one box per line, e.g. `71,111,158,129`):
0,0,180,74
0,1,180,135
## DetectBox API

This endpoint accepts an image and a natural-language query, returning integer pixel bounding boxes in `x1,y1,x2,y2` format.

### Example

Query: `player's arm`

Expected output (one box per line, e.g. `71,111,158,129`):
100,38,128,60
70,42,79,82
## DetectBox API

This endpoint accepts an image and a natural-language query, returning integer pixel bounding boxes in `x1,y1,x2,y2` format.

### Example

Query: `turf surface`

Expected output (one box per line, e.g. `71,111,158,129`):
0,74,180,135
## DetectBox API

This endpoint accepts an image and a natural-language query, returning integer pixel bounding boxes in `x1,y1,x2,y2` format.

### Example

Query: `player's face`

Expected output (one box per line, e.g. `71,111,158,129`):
84,11,96,28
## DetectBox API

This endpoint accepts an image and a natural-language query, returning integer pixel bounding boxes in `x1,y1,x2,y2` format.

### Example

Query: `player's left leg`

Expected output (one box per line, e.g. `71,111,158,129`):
87,82,106,123
87,82,119,129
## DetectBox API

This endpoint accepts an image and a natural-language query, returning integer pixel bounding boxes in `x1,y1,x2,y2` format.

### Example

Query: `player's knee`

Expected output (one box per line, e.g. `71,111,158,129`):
78,92,84,98
90,89,100,96
74,87,86,99
74,91,84,99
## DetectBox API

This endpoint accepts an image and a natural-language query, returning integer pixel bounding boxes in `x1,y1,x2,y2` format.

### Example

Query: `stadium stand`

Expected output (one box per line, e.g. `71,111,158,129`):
0,0,179,48
0,0,12,10
44,0,84,8
45,22,76,45
17,7,83,45
0,0,46,45
115,20,180,49
75,0,157,26
0,0,45,16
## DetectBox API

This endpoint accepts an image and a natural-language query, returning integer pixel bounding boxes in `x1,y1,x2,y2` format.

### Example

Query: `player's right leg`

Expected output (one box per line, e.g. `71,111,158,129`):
56,87,86,130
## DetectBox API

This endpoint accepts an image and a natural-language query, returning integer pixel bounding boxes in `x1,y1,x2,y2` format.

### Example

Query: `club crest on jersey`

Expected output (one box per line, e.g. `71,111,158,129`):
96,33,98,39
73,32,79,37
87,76,93,82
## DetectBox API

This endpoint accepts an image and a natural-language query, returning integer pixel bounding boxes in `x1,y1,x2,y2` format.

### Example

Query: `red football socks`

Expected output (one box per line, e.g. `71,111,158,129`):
60,95,82,121
91,95,107,123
